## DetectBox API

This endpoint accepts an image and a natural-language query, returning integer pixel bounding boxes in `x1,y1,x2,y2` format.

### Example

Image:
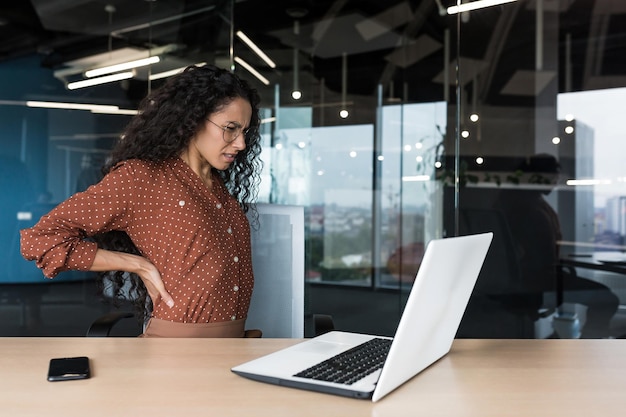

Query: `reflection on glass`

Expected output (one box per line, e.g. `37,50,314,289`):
380,103,446,288
557,88,626,250
2,1,626,339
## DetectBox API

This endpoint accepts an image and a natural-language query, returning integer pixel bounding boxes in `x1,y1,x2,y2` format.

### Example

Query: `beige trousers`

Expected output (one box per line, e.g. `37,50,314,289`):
141,317,248,338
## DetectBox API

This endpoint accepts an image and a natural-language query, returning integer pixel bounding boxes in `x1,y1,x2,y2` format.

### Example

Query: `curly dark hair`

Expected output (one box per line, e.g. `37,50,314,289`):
93,64,263,322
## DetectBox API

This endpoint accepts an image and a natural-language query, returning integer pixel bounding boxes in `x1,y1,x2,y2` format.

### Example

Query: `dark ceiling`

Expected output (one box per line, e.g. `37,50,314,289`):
1,0,625,107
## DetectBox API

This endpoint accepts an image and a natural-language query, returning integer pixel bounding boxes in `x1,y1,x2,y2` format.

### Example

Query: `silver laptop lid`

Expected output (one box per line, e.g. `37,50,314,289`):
372,232,493,401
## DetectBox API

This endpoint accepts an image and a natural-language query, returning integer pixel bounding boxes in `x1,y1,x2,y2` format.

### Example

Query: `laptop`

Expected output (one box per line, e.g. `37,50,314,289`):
231,232,493,402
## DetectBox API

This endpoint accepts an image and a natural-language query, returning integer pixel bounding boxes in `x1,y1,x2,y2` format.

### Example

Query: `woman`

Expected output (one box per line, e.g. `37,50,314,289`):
20,64,263,337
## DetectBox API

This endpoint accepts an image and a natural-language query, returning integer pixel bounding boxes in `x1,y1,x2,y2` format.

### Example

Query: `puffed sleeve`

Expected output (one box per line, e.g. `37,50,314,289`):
19,161,138,278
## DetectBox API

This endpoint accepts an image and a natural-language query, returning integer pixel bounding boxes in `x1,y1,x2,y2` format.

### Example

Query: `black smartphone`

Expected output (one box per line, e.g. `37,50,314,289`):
47,356,91,382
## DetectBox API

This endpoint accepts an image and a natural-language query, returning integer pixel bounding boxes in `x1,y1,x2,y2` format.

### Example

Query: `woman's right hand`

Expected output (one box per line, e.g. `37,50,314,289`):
135,260,175,309
90,248,175,308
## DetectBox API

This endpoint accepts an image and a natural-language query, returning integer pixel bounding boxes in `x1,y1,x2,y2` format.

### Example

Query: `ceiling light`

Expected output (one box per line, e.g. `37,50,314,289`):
291,48,301,100
91,108,139,115
85,56,160,78
67,72,134,90
447,0,517,15
149,62,207,81
291,21,302,100
149,67,184,81
26,101,120,112
339,52,349,118
236,31,277,68
234,56,270,85
566,179,611,186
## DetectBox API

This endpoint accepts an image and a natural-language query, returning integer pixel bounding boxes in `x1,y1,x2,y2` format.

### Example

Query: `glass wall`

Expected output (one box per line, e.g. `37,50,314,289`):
449,0,626,339
1,0,625,339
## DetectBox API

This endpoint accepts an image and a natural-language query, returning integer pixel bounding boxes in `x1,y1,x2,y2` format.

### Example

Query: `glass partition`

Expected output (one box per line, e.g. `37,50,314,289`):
1,0,625,339
0,1,234,336
451,1,626,339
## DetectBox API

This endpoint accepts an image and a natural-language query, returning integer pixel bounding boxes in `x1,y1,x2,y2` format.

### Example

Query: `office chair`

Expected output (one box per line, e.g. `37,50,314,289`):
87,311,335,337
457,207,550,338
87,311,135,337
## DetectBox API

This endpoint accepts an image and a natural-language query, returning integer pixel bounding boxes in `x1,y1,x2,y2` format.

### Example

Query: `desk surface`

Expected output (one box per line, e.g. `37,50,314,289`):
1,337,625,417
561,251,626,274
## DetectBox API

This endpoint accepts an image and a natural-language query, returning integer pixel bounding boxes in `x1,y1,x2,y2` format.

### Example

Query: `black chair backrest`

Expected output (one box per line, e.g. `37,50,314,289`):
458,208,522,296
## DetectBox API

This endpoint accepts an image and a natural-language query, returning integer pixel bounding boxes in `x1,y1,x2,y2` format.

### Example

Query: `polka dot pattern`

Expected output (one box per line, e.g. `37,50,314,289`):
20,158,254,324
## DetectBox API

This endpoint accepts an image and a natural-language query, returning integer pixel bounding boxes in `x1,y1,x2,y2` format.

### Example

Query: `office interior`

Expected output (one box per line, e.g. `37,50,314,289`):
1,0,625,339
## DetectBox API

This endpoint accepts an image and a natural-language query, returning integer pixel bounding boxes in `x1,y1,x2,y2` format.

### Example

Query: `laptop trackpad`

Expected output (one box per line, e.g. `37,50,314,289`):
290,340,351,355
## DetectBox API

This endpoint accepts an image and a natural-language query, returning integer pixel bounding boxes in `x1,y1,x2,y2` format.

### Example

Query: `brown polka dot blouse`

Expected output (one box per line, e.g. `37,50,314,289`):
20,158,254,324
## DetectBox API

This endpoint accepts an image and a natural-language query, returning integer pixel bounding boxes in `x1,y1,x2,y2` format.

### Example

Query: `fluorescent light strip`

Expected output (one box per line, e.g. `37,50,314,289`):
236,31,277,68
149,62,207,81
67,72,134,90
402,175,431,182
149,67,184,81
91,108,139,115
234,56,270,85
566,179,612,186
85,56,160,78
447,0,517,14
26,101,120,112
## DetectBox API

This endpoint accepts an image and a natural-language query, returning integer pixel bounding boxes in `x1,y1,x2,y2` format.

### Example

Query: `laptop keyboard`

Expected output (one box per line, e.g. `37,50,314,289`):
293,337,392,385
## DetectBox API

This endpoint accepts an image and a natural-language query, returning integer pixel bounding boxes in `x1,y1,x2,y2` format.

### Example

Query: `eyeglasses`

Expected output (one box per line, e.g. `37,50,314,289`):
206,118,250,143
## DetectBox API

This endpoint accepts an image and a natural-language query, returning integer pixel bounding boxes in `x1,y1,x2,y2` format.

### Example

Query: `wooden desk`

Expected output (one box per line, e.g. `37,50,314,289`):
1,337,625,417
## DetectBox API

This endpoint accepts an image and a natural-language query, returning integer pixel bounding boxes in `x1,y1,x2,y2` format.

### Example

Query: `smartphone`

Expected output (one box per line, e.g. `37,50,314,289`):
47,356,91,382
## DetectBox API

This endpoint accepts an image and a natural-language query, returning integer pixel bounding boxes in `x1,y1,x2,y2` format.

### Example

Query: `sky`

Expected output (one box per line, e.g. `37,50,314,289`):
557,87,626,208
